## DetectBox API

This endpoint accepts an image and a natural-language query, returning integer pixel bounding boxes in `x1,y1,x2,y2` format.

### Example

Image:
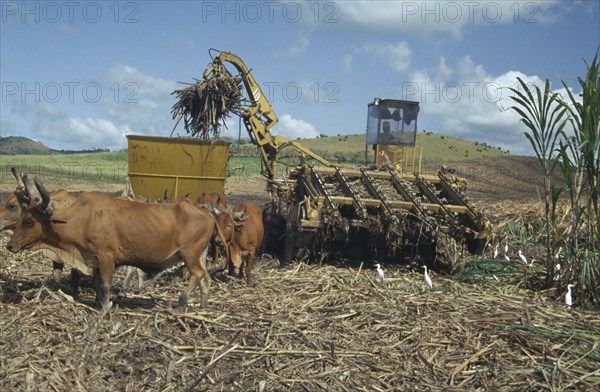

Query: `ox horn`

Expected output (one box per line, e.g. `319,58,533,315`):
11,168,30,206
21,173,37,199
11,167,24,188
210,204,222,217
33,177,54,215
121,176,135,198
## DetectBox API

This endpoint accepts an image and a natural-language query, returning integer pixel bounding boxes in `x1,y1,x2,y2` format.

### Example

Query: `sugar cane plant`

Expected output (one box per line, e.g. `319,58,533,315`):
509,49,600,306
557,49,600,305
508,77,567,287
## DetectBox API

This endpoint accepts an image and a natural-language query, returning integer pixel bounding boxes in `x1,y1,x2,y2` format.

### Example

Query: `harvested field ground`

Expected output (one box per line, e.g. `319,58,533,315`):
1,169,599,391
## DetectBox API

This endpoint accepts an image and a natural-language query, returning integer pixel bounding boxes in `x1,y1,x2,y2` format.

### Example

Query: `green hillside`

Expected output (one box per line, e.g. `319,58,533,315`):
0,136,55,155
231,132,510,165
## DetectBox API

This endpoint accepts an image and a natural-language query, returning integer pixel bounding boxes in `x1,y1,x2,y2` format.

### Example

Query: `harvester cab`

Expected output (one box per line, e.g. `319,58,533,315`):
366,98,423,174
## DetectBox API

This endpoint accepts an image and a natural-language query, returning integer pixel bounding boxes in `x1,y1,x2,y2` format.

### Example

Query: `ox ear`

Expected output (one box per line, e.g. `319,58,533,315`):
33,177,54,216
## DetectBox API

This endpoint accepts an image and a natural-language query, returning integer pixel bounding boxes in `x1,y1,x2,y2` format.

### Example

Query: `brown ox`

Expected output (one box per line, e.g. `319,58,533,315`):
7,179,220,309
1,171,84,291
214,202,264,285
121,191,195,290
197,192,227,212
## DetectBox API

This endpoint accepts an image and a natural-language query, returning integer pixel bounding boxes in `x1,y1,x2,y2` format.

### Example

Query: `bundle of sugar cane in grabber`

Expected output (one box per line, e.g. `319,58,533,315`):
171,64,243,139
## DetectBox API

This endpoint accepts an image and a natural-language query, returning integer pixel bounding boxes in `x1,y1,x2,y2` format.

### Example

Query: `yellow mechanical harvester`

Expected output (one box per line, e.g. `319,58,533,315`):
203,49,492,270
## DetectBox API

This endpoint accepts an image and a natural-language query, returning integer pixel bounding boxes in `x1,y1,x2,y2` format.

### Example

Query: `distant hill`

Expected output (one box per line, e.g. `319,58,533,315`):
0,136,56,155
0,136,110,155
230,132,510,165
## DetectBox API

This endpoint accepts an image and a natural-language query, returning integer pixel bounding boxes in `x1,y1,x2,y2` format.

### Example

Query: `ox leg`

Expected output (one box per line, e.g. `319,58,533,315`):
70,269,80,297
179,246,209,308
210,242,218,264
227,245,236,276
94,259,115,308
213,242,223,266
244,251,254,286
93,270,102,303
229,245,242,278
198,246,211,308
179,274,201,308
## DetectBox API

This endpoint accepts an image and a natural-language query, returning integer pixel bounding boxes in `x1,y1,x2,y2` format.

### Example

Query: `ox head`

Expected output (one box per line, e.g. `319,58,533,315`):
197,192,224,215
232,205,248,222
6,177,56,253
0,168,39,230
0,193,20,231
213,211,234,247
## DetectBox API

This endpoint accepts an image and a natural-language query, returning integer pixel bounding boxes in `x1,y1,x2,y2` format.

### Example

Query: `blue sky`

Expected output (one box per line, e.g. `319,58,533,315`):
1,1,598,154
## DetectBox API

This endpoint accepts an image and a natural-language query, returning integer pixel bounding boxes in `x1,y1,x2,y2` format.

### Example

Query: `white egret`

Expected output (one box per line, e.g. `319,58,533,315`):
375,263,385,282
565,284,573,308
555,246,563,260
504,243,509,254
493,244,499,258
423,266,433,289
504,254,510,262
518,250,528,265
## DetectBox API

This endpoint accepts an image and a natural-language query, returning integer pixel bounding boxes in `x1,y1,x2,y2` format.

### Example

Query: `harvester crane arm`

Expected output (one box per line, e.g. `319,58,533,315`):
203,50,330,179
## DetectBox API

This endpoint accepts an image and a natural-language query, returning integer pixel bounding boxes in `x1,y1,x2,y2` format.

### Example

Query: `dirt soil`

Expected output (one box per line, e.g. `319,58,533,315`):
447,156,566,202
1,157,598,391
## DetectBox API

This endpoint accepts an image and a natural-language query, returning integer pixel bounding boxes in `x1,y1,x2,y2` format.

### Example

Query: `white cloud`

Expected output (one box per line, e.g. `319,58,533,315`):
1,65,180,150
359,41,411,73
403,56,571,155
109,65,178,99
103,65,180,139
273,114,320,139
341,53,352,72
436,55,452,79
274,35,310,60
326,1,572,39
64,117,131,150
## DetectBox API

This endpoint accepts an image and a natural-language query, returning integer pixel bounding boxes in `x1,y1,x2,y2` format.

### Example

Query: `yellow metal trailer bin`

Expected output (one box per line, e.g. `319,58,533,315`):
127,135,230,201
